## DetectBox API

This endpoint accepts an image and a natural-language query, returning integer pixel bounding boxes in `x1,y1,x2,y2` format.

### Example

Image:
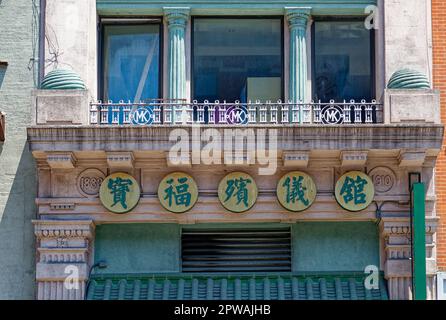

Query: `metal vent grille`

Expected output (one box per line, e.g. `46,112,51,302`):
181,228,292,273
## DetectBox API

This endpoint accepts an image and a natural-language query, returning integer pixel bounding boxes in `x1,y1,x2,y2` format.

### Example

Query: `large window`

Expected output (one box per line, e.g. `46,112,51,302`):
312,20,374,102
101,21,161,102
193,18,283,103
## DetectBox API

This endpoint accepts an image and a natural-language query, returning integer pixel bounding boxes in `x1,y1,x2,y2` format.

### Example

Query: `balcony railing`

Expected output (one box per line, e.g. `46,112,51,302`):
89,99,383,126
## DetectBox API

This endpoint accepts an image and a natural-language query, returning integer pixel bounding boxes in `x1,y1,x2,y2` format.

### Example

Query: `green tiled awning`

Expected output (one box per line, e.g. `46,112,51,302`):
87,273,388,300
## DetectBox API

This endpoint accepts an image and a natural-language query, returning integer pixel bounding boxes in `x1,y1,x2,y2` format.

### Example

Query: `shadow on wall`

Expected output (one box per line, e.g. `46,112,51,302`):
0,142,37,299
0,64,6,88
0,65,6,146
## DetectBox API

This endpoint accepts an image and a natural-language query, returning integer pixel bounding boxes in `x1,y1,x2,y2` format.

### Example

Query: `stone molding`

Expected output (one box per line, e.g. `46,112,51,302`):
340,150,368,167
34,220,94,239
398,150,427,167
106,151,134,170
379,217,438,300
282,151,310,167
27,125,445,153
33,220,95,300
46,152,77,169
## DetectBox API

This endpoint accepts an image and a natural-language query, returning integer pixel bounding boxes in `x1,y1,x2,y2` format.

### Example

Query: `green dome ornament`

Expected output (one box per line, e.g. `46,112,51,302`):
41,69,86,90
387,69,430,89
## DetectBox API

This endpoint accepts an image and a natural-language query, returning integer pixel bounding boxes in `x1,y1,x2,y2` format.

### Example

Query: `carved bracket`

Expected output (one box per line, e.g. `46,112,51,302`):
398,150,426,167
340,150,368,167
282,151,310,167
46,152,77,169
106,151,134,170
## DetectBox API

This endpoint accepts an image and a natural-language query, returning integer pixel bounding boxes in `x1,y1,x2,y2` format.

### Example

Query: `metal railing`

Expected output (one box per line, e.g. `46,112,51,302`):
89,99,383,126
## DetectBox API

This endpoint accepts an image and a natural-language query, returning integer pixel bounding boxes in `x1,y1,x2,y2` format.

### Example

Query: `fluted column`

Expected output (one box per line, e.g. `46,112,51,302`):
164,7,189,103
286,7,311,107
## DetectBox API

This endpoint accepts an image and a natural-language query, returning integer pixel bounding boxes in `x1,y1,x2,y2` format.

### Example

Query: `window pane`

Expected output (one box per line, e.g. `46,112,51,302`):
193,19,282,102
313,21,373,102
103,24,160,102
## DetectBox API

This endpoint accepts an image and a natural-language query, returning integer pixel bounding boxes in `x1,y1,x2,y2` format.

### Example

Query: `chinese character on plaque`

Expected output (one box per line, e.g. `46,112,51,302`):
335,171,375,212
218,172,258,213
277,171,317,212
99,172,140,214
158,172,198,213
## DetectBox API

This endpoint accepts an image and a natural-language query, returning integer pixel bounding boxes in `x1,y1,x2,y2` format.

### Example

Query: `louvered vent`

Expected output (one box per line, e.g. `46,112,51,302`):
181,228,292,272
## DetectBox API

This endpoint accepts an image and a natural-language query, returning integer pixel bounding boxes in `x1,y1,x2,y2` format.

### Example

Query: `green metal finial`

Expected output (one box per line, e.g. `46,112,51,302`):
41,69,86,90
388,69,430,89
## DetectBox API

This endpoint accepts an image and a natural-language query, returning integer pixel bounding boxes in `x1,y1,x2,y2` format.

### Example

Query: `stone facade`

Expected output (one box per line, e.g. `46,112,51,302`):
27,124,443,300
0,0,38,299
20,0,446,300
34,220,94,300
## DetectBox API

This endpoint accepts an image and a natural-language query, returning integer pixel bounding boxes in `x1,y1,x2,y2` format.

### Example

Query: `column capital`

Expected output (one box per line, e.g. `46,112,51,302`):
285,7,311,30
33,219,95,300
33,219,95,240
163,7,190,29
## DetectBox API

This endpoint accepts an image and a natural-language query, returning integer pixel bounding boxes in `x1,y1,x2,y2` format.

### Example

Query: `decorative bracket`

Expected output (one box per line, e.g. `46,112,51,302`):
282,151,310,167
398,150,426,167
340,150,368,167
46,152,77,169
106,151,135,170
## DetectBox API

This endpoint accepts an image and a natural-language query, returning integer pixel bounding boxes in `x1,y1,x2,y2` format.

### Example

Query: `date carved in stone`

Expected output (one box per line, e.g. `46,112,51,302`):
369,167,396,193
77,169,105,197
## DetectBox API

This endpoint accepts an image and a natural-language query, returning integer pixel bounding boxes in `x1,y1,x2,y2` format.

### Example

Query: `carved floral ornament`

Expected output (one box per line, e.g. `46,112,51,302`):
96,170,384,214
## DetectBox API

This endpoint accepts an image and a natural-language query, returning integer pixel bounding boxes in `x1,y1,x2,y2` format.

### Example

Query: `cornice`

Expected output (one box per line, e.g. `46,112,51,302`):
27,124,444,153
97,1,376,16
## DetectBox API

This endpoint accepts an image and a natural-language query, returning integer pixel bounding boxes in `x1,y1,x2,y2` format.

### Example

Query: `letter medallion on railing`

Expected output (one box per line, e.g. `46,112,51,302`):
321,103,344,124
99,173,140,214
90,99,381,125
225,105,249,125
158,172,198,213
218,172,258,213
277,171,317,212
130,106,154,125
335,171,375,212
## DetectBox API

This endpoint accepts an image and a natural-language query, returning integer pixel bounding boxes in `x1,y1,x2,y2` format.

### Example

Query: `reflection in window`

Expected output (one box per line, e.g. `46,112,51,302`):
103,24,160,102
313,21,373,102
193,19,283,103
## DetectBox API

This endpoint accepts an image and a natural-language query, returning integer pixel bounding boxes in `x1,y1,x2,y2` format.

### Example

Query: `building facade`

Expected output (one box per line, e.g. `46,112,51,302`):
27,0,443,300
0,0,39,299
432,0,446,299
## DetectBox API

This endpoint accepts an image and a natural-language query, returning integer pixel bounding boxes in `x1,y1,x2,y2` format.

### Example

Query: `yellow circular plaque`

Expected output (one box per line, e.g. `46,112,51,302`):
158,172,198,213
99,172,140,214
218,172,258,213
277,171,317,212
335,171,374,212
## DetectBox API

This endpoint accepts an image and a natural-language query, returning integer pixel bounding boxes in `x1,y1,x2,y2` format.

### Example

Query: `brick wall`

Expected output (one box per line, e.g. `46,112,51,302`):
432,0,446,271
0,0,38,298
